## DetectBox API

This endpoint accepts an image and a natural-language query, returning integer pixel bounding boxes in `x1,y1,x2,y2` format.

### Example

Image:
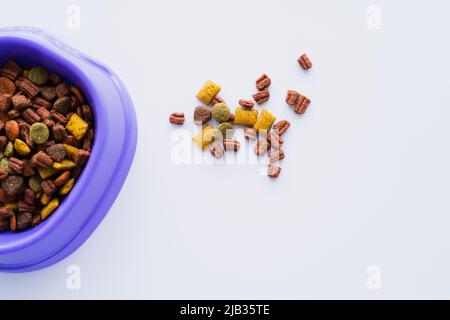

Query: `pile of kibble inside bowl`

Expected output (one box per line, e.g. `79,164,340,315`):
169,53,313,179
0,60,94,232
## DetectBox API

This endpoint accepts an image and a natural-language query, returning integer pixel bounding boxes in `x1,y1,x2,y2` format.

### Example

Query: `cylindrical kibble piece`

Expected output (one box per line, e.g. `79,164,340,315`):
254,108,276,133
223,139,240,152
234,108,258,127
267,164,282,178
239,99,254,109
297,54,312,70
196,80,221,105
273,120,291,136
255,74,271,91
209,142,224,159
192,124,216,151
169,112,185,125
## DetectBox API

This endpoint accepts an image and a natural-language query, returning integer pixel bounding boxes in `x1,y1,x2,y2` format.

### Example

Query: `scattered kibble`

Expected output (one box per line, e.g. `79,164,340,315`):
0,61,94,233
169,53,315,179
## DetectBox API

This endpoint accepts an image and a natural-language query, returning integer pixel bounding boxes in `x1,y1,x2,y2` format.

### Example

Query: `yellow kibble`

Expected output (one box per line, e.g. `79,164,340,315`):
254,108,276,133
66,114,89,140
196,80,221,105
234,108,258,126
40,193,51,206
59,178,75,196
38,167,58,179
14,139,30,156
4,203,17,210
63,143,79,161
41,199,59,220
192,124,216,151
53,160,77,171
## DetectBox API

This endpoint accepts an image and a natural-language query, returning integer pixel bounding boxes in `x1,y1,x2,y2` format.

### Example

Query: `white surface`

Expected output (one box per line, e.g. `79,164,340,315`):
1,0,450,299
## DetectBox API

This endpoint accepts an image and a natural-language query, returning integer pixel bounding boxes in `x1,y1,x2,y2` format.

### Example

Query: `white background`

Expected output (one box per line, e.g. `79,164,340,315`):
1,0,450,299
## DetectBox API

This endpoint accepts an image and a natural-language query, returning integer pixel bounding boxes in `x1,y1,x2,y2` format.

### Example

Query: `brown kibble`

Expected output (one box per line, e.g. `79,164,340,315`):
209,142,224,159
32,97,51,109
41,180,57,197
267,131,284,149
18,200,34,213
70,86,85,104
239,99,254,109
1,175,24,196
255,140,270,156
5,120,19,141
285,90,310,114
0,167,8,181
267,164,282,178
40,86,57,101
252,89,270,105
0,207,14,218
0,77,16,95
294,95,311,114
52,123,68,142
9,214,16,232
1,60,22,80
56,83,69,97
16,212,32,230
20,79,40,98
256,74,271,91
23,188,35,206
76,149,90,166
22,160,36,177
297,53,312,70
210,95,224,106
0,94,12,112
193,106,211,125
273,120,291,136
31,214,41,227
223,139,240,152
46,144,66,162
53,96,71,115
31,151,53,168
169,112,185,125
244,128,257,141
8,158,24,174
268,149,285,163
12,94,31,110
22,108,41,124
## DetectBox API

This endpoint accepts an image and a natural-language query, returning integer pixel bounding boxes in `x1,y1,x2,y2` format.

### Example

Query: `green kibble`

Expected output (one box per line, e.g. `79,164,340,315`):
211,102,231,123
28,176,42,193
28,67,49,85
30,123,50,144
217,122,234,140
0,158,13,174
4,141,13,158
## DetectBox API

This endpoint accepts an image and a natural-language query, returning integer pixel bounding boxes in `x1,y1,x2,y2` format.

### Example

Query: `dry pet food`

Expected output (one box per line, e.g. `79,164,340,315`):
239,99,254,109
255,140,270,156
273,120,291,136
209,142,224,159
193,105,211,124
211,103,231,123
268,149,285,163
244,128,257,141
223,139,240,152
255,74,271,91
169,112,185,125
196,80,221,105
0,61,94,232
297,54,312,70
216,122,234,140
254,108,276,133
267,164,282,178
252,89,270,105
193,124,216,151
234,108,258,127
285,90,311,114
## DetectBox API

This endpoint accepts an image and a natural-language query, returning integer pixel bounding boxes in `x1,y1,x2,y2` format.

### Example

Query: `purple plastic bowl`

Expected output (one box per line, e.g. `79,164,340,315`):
0,27,137,272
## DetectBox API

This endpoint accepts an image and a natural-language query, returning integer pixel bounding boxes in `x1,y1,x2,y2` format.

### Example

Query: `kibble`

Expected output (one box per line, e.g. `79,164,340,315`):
216,122,234,140
254,108,276,133
196,80,221,105
252,89,270,105
255,74,271,91
30,122,50,144
267,164,282,178
297,54,312,70
223,139,240,152
169,112,185,125
0,61,94,232
239,99,254,109
193,124,216,151
234,108,258,127
193,105,211,124
286,90,310,114
273,120,291,136
244,128,257,141
211,103,231,123
209,142,224,159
